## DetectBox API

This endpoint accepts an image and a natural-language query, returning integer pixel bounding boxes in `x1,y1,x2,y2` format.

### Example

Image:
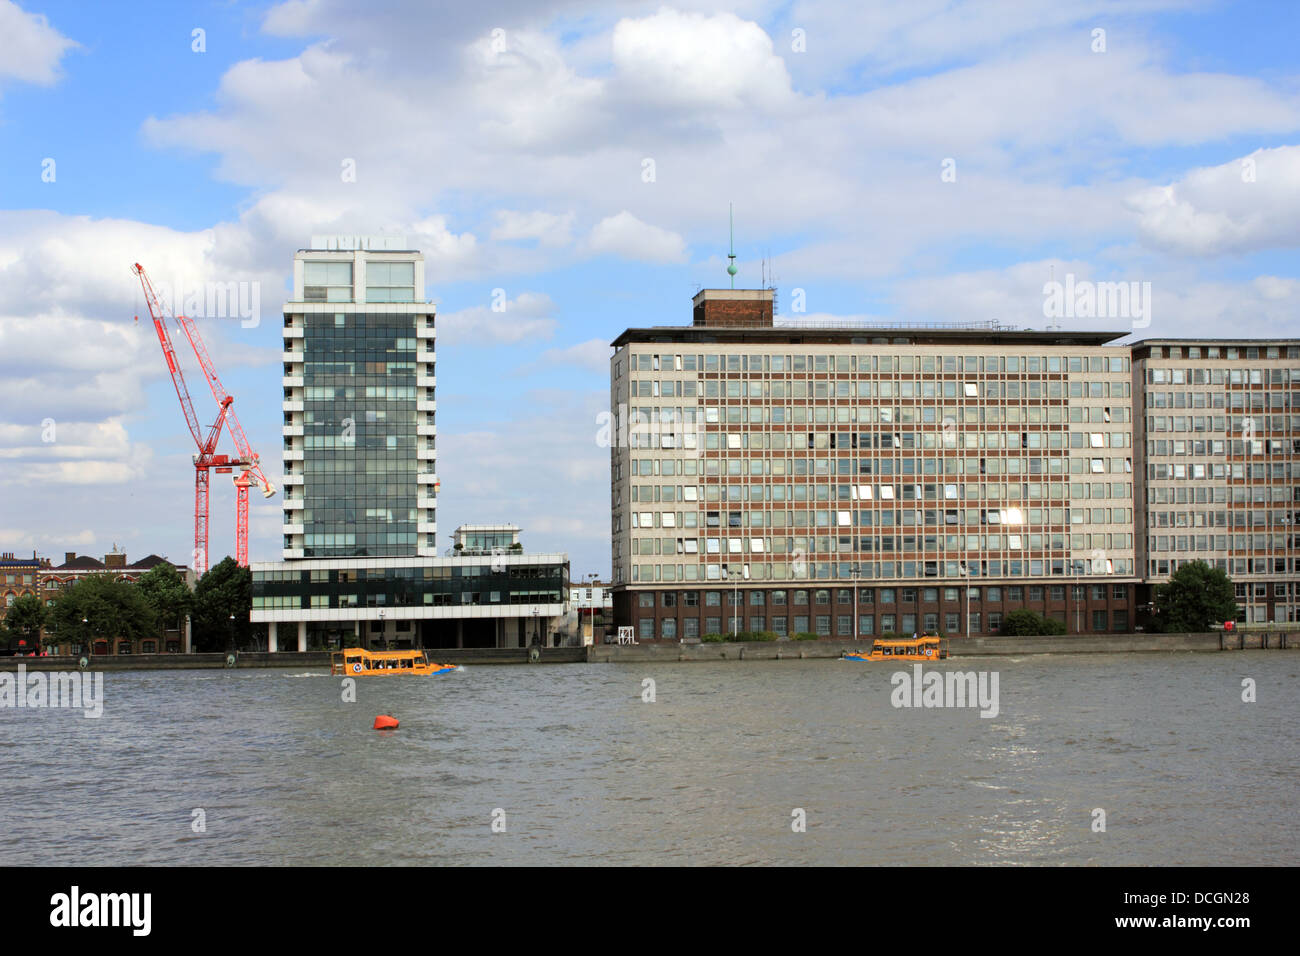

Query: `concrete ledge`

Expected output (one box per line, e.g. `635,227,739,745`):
0,646,588,671
587,631,1299,662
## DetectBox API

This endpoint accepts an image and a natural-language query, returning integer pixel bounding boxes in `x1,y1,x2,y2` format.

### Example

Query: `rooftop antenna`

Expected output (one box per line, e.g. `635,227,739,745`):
727,202,738,289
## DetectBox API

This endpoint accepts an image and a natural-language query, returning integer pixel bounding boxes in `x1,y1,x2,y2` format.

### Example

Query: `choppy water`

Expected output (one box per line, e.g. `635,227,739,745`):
2,653,1296,865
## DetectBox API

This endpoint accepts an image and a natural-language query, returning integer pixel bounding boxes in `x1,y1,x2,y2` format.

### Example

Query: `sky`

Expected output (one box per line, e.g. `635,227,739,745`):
0,0,1297,579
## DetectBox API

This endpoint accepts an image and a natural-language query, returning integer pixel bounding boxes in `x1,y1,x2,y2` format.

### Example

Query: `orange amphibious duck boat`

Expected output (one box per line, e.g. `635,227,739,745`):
842,635,949,662
330,648,456,677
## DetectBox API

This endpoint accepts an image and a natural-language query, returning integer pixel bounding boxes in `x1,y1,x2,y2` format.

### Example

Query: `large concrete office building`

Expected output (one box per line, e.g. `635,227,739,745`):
252,238,567,651
608,289,1299,639
1131,339,1300,624
610,289,1138,641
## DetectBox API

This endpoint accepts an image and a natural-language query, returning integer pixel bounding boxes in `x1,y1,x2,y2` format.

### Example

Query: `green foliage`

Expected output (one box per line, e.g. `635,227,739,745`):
1154,560,1238,633
5,594,47,644
136,562,193,636
997,610,1068,635
700,631,777,642
49,574,157,649
793,632,819,641
192,557,252,651
701,633,726,643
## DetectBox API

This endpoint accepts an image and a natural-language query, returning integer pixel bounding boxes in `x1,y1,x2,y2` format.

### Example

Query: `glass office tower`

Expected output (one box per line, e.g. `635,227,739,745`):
281,237,437,559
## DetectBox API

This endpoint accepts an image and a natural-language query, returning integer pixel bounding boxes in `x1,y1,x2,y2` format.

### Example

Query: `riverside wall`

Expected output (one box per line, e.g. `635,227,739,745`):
1,631,1292,670
588,629,1297,662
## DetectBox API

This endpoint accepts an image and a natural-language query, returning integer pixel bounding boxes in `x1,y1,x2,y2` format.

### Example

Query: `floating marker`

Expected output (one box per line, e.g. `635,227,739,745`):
373,715,399,730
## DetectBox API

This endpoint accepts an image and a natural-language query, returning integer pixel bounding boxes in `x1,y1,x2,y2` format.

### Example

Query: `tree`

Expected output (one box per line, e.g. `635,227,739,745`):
137,562,193,638
1000,609,1066,636
1154,560,1237,633
192,557,252,651
49,574,157,651
5,594,47,648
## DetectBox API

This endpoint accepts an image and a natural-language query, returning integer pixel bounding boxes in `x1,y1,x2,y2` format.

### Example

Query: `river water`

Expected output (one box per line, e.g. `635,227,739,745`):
2,653,1296,866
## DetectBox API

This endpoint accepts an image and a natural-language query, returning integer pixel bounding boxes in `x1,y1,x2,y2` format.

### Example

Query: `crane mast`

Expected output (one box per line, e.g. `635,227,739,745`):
133,262,276,571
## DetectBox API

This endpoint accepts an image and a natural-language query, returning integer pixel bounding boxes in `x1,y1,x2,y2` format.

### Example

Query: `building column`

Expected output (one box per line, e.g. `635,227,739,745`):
456,620,463,649
268,622,278,653
297,621,307,652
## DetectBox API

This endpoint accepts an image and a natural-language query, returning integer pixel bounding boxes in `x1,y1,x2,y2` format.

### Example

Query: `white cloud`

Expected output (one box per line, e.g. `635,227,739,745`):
584,211,686,263
0,1,77,86
530,337,610,375
0,418,151,485
1128,146,1300,256
436,292,558,346
610,9,794,110
490,210,575,247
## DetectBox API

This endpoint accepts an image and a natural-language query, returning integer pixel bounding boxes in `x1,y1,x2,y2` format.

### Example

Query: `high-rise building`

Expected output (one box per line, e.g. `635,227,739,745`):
1131,338,1300,624
253,238,568,651
281,236,437,559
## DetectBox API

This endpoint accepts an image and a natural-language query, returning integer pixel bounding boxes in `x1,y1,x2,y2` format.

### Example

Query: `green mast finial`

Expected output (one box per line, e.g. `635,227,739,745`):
727,202,738,288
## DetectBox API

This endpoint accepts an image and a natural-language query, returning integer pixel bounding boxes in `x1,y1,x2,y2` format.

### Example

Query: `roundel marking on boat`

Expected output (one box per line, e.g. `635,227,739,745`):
925,648,932,657
352,662,363,673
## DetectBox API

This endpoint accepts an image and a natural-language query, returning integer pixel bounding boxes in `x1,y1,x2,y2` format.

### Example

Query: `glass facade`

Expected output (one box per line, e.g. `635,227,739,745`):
301,312,419,556
253,562,566,610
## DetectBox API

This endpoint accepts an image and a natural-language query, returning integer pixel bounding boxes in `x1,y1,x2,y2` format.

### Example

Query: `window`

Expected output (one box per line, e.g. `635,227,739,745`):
303,261,353,302
366,261,415,302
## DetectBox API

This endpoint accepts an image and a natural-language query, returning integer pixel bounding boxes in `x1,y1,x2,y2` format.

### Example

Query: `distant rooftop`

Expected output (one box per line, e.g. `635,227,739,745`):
612,325,1129,348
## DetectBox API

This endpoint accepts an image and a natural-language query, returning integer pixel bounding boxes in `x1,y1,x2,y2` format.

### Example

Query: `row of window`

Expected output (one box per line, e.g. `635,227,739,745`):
622,558,1137,582
630,379,1135,400
636,610,1131,640
623,353,1131,375
1146,417,1298,435
637,531,1133,555
637,584,1130,607
1147,361,1300,380
629,506,1134,530
625,404,1124,425
1148,534,1297,553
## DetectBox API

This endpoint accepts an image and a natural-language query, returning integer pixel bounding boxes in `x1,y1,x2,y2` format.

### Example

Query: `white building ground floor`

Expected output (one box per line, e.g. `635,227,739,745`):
250,552,569,651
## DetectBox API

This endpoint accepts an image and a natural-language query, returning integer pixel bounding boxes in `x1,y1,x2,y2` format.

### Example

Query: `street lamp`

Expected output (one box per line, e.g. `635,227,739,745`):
960,564,971,640
724,564,742,637
227,613,236,652
849,563,866,641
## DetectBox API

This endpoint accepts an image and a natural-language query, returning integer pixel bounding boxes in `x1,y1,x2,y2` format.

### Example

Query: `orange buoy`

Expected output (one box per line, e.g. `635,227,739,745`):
373,715,399,730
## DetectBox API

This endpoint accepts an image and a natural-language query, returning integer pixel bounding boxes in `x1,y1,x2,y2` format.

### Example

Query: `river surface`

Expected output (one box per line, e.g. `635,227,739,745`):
2,653,1296,865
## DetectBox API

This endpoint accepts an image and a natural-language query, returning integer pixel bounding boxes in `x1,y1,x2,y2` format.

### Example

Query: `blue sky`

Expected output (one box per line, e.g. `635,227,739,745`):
1,0,1298,577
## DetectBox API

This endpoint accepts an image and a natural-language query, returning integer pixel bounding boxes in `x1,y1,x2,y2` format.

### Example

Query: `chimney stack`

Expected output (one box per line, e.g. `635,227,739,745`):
692,289,774,328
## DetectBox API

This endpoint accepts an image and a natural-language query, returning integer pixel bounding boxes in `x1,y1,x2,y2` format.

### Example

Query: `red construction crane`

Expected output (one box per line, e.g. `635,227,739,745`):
133,263,276,572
